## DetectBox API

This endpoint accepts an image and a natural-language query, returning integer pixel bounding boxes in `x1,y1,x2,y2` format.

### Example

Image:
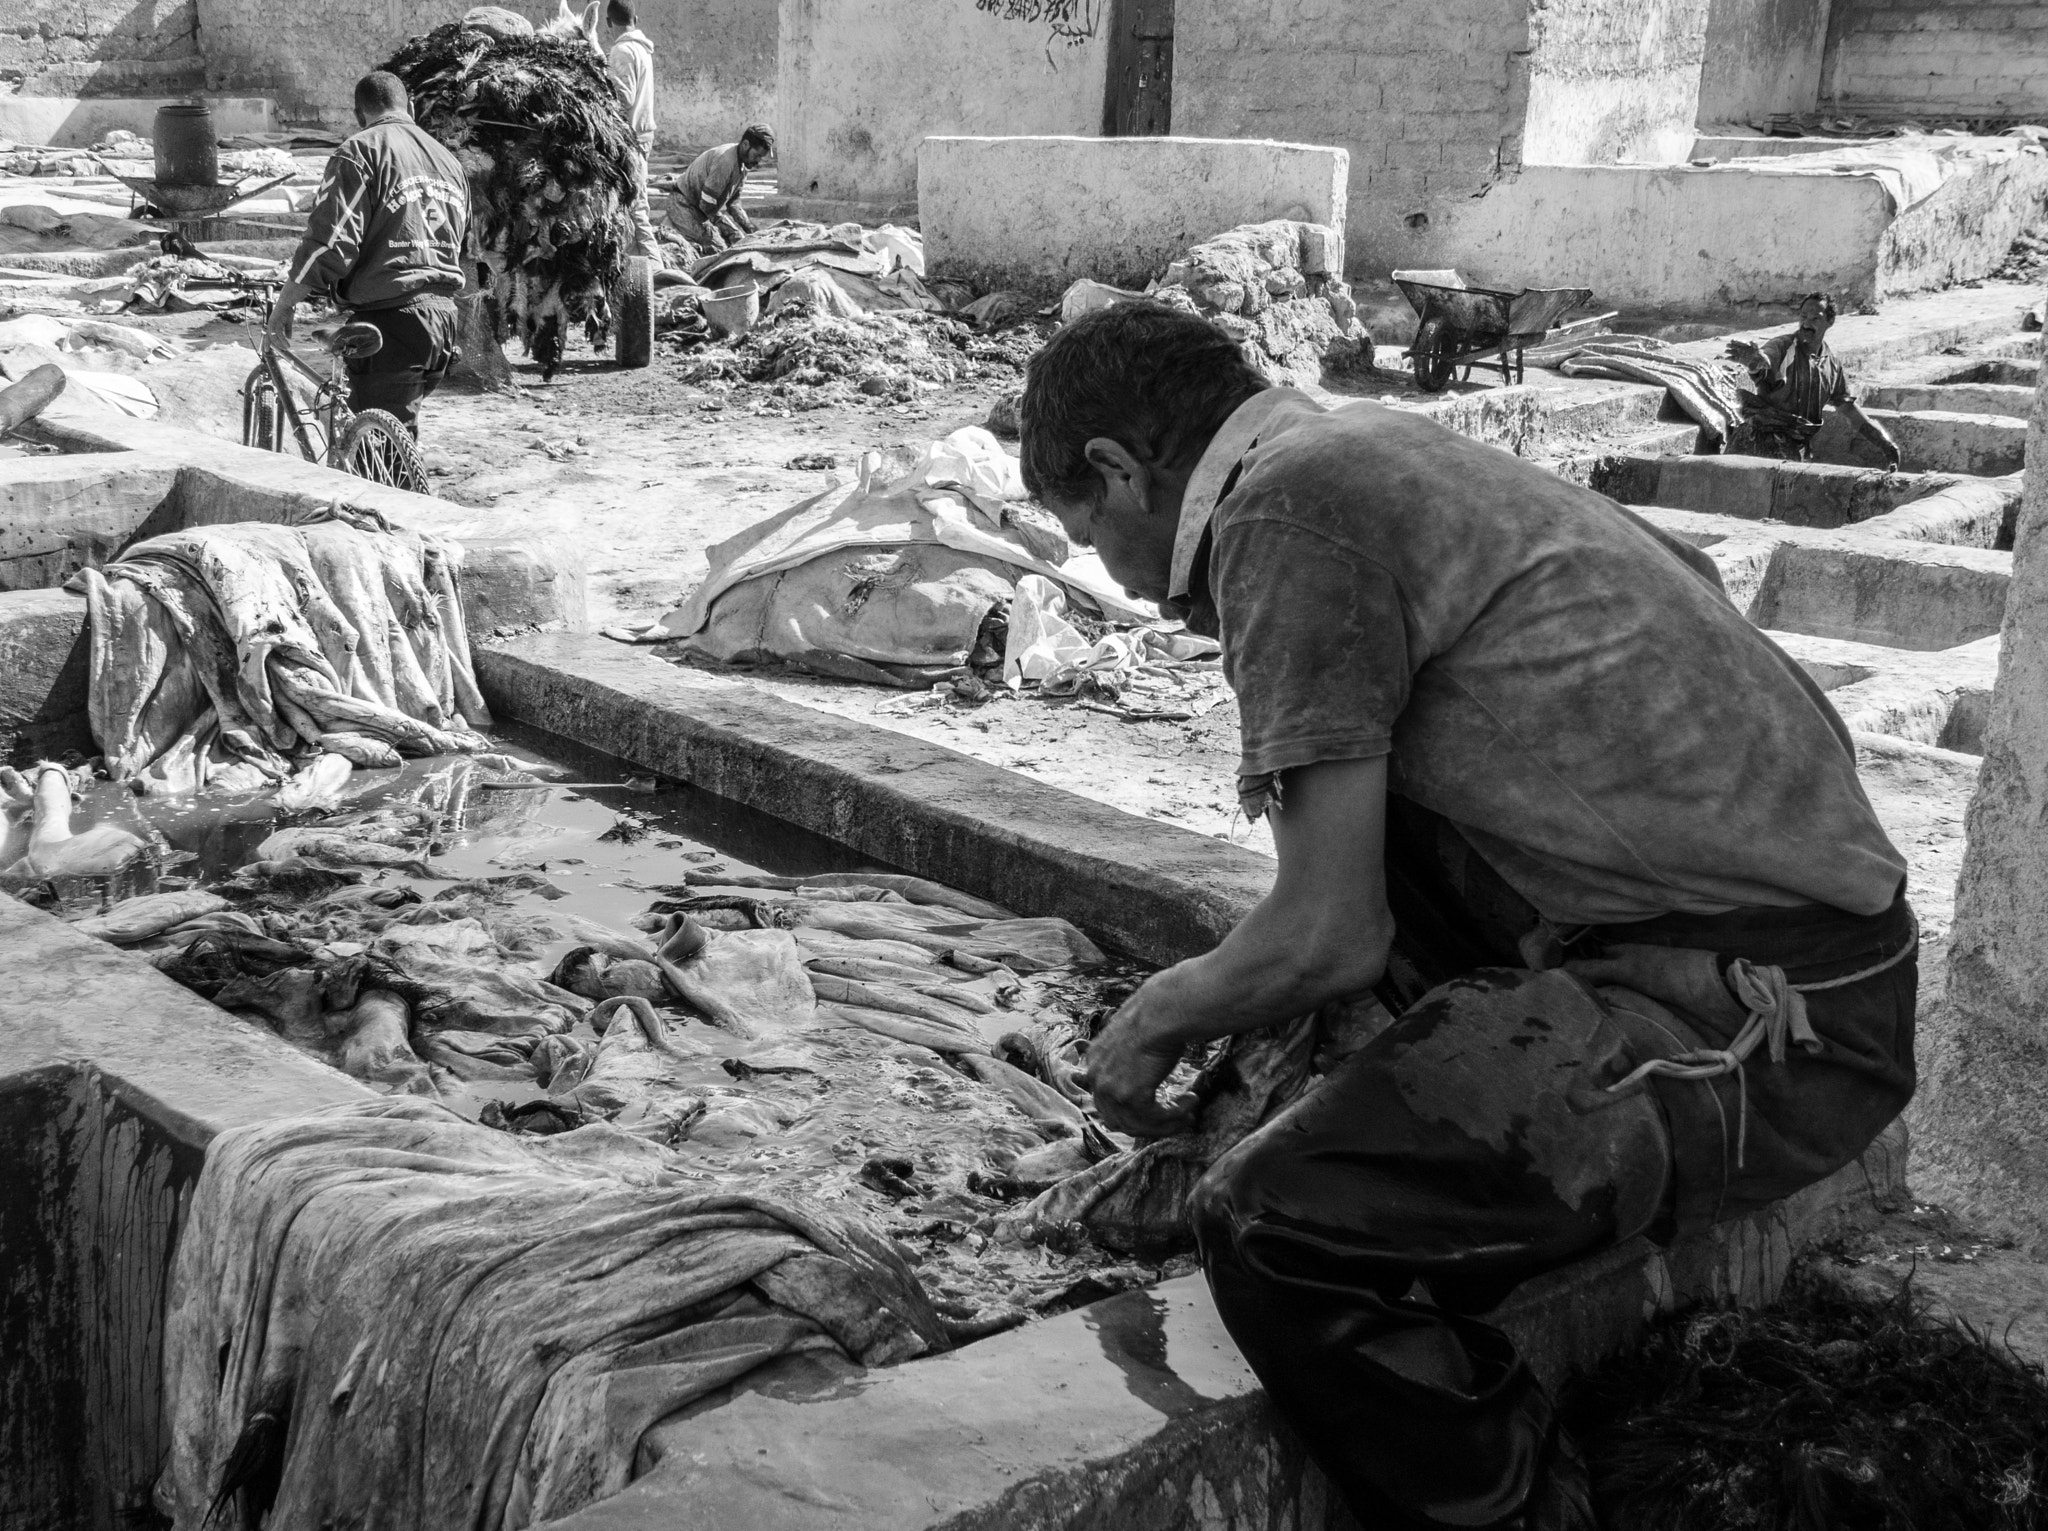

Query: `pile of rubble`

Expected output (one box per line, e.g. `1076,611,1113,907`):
1147,219,1375,387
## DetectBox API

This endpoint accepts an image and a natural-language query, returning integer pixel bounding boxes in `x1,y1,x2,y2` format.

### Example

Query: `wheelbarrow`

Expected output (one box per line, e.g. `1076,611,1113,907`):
1393,271,1595,392
100,162,298,240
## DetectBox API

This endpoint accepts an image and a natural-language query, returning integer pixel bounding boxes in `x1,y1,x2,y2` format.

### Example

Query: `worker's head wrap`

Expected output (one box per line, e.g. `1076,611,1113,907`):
740,124,776,155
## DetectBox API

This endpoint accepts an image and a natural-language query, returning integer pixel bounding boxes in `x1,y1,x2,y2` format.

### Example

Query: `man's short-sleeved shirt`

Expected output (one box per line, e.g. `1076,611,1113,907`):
1175,392,1907,926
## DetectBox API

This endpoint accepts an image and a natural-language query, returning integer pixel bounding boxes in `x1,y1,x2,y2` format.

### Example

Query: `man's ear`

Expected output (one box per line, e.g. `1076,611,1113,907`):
1083,437,1152,511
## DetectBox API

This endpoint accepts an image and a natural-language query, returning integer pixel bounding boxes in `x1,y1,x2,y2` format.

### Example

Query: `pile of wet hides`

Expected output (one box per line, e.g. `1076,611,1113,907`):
1542,335,1752,453
606,427,1152,681
74,510,489,798
382,20,636,379
161,1097,948,1530
663,221,940,328
1563,1269,2048,1529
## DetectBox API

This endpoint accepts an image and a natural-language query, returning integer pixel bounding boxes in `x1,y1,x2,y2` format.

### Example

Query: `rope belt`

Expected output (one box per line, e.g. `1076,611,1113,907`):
1603,910,1919,1167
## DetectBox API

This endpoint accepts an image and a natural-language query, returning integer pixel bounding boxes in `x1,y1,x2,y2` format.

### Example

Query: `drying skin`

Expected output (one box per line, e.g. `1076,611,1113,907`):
70,890,229,944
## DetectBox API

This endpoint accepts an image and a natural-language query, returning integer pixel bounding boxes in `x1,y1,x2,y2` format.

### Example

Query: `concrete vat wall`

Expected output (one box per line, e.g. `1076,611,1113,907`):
194,0,773,146
1431,161,1893,311
777,0,1108,209
919,135,1348,291
1823,0,2048,120
1521,0,1712,166
1917,347,2048,1243
1,0,201,95
1696,0,1834,124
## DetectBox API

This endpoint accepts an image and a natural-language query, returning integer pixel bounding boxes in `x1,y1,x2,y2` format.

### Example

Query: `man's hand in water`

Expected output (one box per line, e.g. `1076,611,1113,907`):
1078,984,1199,1138
1080,757,1395,1138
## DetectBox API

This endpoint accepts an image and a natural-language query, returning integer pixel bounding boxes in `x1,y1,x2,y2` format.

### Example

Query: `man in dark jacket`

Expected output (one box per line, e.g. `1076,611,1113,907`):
268,71,469,437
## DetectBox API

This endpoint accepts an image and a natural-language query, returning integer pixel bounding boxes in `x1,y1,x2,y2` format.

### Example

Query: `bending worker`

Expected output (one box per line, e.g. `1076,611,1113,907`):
1021,303,1916,1531
1730,292,1901,466
605,0,663,262
664,124,772,254
269,71,468,439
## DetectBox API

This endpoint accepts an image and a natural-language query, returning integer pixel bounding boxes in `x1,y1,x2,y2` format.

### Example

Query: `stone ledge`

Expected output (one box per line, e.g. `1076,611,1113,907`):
474,634,1276,966
540,1127,1905,1531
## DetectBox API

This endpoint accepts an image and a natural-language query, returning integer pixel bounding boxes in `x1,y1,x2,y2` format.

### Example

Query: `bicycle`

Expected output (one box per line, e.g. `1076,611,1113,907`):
241,295,429,494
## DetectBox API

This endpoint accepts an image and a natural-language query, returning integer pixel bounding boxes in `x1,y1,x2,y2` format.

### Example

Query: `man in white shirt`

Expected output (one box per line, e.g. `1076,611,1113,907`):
605,0,661,261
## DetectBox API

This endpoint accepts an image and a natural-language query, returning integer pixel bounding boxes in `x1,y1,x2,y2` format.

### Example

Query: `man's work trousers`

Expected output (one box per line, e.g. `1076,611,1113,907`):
345,298,457,438
1189,800,1917,1529
626,131,662,262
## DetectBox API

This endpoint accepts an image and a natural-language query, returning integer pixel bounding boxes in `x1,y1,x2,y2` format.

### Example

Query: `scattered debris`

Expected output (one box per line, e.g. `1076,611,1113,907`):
786,451,839,470
1565,1269,2048,1529
673,309,1048,409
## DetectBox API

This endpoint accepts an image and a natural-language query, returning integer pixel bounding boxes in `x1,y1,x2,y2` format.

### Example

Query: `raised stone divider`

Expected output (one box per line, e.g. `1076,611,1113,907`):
1912,327,2048,1242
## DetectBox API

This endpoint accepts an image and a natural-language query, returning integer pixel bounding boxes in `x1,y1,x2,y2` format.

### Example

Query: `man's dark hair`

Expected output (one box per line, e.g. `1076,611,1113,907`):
739,123,775,154
354,71,408,117
1797,292,1838,320
1020,301,1267,505
606,0,637,24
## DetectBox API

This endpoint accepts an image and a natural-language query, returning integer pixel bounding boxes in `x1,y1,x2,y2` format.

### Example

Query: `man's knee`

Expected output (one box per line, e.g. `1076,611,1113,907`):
1190,1116,1302,1262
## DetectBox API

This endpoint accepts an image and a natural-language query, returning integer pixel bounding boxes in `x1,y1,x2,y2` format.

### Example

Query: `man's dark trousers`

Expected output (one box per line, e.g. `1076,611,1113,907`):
1189,799,1917,1528
345,297,458,437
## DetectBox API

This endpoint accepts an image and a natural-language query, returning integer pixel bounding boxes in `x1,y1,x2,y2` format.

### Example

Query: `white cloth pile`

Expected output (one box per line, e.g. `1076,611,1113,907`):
76,512,490,798
0,312,167,416
1003,575,1228,721
608,427,1151,679
667,222,940,335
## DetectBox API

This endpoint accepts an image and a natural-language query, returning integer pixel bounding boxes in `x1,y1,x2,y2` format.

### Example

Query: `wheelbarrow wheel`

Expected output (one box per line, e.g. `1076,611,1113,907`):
1411,317,1454,393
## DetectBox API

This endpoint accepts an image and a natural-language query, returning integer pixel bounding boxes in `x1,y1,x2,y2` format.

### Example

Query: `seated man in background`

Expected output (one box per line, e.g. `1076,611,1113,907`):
664,124,773,255
1021,302,1918,1531
1730,292,1901,467
268,71,469,439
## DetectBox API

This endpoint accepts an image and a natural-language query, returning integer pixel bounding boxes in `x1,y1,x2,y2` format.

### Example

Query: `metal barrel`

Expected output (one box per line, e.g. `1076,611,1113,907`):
153,101,219,188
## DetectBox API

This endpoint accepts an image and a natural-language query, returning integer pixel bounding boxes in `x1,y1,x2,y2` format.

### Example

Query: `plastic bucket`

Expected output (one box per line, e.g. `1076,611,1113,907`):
703,283,761,339
153,102,219,188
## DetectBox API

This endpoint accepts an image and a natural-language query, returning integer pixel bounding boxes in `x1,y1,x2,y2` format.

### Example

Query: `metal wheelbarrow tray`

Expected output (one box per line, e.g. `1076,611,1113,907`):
1394,273,1595,392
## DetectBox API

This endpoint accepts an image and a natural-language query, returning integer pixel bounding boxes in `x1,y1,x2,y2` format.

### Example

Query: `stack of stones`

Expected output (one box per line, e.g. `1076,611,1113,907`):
1149,220,1374,388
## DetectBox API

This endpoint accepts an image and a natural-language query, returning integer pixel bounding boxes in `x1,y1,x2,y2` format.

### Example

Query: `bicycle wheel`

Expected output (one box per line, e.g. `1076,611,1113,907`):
614,255,655,370
335,409,428,494
241,363,283,451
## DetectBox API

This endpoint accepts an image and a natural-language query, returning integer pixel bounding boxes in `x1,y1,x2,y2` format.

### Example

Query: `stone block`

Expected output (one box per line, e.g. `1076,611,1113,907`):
1755,539,2012,652
918,136,1349,292
1865,382,2035,420
0,452,181,592
451,536,588,635
0,586,91,764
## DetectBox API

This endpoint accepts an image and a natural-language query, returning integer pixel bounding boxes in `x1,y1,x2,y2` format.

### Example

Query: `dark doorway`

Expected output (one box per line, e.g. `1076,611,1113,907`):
1103,0,1172,137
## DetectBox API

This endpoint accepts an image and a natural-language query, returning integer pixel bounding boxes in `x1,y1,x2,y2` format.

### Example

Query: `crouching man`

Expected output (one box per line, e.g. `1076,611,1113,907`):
1730,292,1901,467
1021,304,1917,1530
664,124,772,254
268,72,469,439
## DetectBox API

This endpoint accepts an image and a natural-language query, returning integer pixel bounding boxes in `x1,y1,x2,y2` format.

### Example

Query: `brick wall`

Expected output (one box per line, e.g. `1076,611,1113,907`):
194,0,773,146
1173,0,1535,277
1823,0,2048,119
2,0,201,96
1521,0,1712,163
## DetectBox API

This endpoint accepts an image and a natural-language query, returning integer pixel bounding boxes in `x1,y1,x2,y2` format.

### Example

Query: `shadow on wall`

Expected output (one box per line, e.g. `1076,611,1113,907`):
5,0,204,95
